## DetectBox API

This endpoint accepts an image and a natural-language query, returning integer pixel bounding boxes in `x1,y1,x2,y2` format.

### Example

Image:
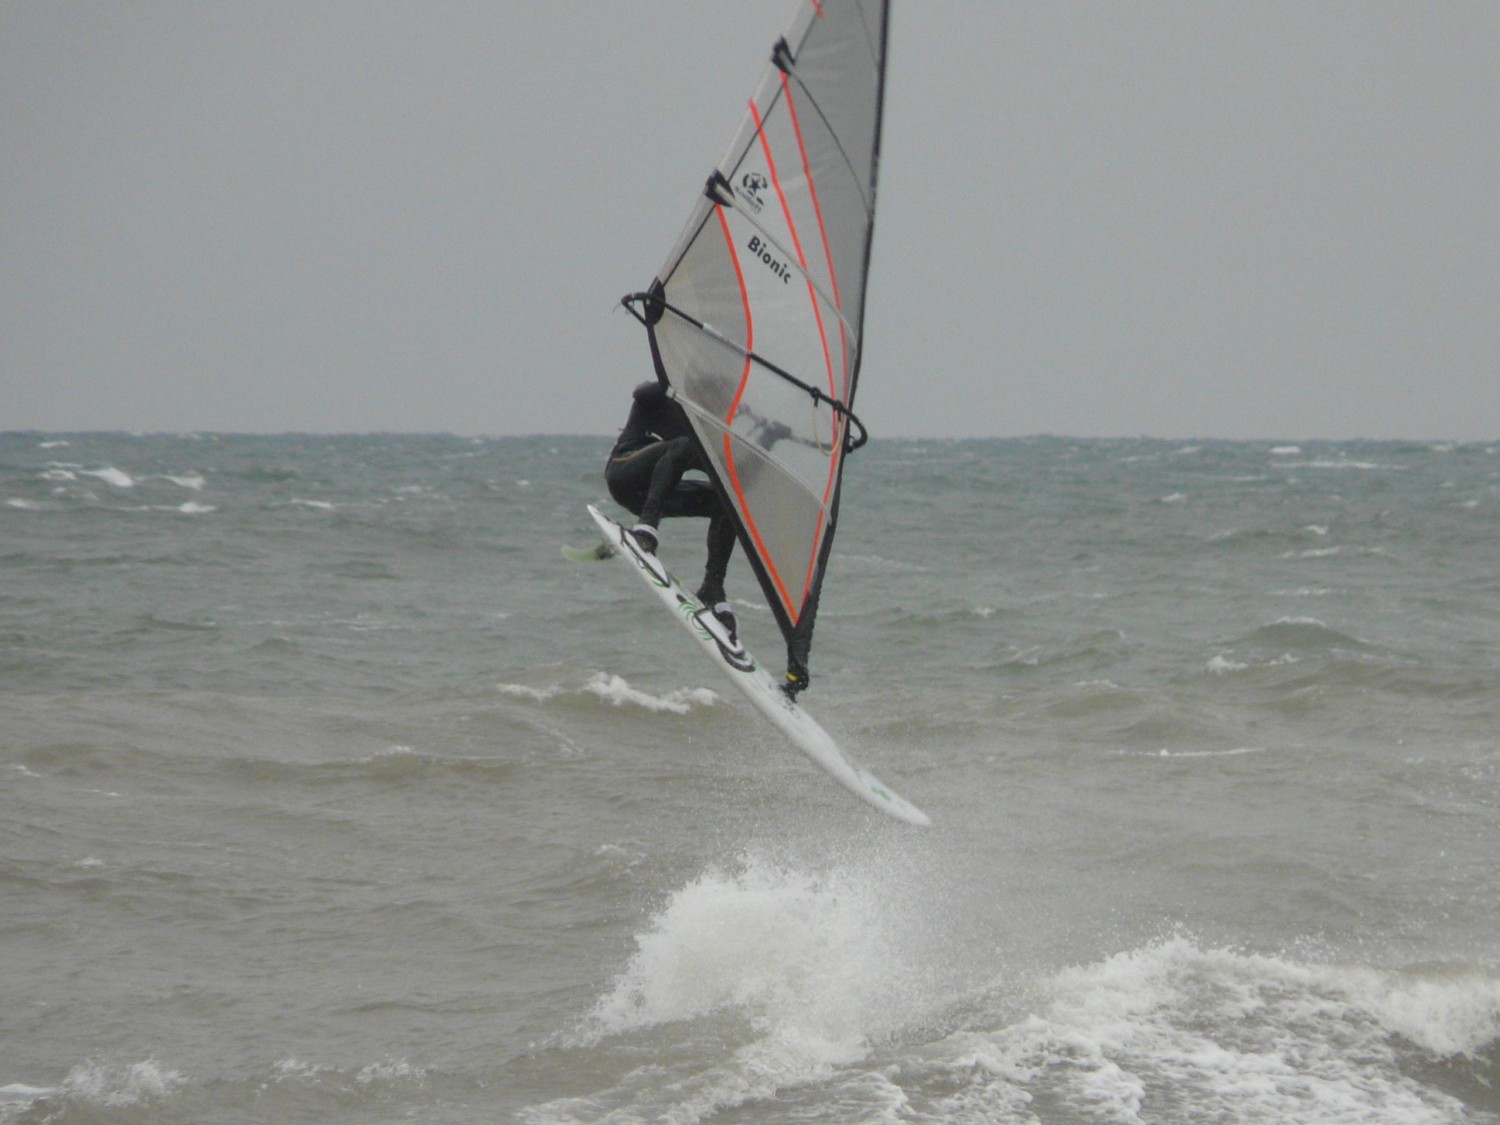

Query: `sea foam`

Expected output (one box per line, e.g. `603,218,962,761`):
929,938,1499,1125
582,672,718,714
582,854,916,1054
79,467,134,488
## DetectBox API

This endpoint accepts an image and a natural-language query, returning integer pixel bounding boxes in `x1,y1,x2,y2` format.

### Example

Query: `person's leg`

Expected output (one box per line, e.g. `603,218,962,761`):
638,436,698,527
605,442,669,517
695,511,735,606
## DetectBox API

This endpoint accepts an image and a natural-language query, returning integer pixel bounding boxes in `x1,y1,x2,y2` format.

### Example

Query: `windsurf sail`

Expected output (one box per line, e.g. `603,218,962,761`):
622,0,890,691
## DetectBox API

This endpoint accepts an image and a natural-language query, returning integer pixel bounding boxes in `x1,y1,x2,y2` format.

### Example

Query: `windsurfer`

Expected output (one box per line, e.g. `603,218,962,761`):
606,380,738,639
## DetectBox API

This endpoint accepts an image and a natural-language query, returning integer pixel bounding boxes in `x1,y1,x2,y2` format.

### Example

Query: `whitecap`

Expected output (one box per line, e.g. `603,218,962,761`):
290,498,335,510
5,498,40,510
579,854,915,1061
271,1057,331,1080
582,672,718,714
355,1058,427,1087
497,683,563,702
177,501,215,514
924,938,1492,1125
79,467,134,488
161,473,205,490
0,1084,57,1116
1152,746,1266,759
58,1058,185,1107
1206,654,1248,674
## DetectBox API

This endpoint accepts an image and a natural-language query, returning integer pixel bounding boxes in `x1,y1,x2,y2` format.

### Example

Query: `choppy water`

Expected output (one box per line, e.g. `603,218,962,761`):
3,431,1499,1124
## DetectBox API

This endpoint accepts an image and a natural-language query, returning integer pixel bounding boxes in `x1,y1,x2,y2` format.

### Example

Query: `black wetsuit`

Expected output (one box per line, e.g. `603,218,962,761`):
605,382,735,605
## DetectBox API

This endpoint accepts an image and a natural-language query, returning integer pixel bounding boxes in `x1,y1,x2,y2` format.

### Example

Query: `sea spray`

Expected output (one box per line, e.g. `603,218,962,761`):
582,853,911,1061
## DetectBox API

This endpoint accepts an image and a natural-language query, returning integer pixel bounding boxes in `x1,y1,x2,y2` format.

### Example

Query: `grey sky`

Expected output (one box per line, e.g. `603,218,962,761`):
5,3,1497,440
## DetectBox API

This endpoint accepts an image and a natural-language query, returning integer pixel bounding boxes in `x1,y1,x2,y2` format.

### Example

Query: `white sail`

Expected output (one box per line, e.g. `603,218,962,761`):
625,0,889,679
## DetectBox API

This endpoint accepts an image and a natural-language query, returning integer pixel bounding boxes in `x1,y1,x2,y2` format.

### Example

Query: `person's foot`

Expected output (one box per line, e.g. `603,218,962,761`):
630,523,659,554
709,601,737,641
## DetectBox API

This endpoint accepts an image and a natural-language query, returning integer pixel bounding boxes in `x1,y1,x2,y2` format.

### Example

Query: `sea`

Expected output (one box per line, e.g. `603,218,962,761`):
3,430,1499,1124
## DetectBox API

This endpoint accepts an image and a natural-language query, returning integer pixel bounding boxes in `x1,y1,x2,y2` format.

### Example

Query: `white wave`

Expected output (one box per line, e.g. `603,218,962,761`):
499,675,721,714
1348,963,1500,1058
0,1083,57,1122
497,682,562,702
160,472,206,490
177,501,215,514
582,673,719,714
290,498,335,510
1207,653,1300,675
583,858,889,1049
5,498,40,510
271,1056,332,1080
548,854,926,1121
54,1058,185,1108
79,466,134,488
1275,459,1402,471
1206,654,1248,674
925,938,1497,1124
39,467,76,481
1151,746,1266,759
354,1058,427,1087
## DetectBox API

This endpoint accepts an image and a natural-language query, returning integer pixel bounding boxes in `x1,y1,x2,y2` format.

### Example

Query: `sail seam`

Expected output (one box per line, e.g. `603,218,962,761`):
713,202,800,621
771,76,845,608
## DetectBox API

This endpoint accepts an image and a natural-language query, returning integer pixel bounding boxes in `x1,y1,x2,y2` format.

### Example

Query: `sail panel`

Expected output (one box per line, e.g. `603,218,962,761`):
639,0,888,666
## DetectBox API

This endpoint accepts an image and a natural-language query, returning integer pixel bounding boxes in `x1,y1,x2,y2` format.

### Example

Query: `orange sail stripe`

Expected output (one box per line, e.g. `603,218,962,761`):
778,70,852,601
751,95,840,609
714,201,799,621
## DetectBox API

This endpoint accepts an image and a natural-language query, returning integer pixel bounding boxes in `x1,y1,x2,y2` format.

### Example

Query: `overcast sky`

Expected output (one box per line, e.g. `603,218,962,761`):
4,3,1497,440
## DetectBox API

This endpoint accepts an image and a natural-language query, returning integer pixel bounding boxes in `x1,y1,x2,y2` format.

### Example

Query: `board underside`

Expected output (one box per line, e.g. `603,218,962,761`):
587,505,929,826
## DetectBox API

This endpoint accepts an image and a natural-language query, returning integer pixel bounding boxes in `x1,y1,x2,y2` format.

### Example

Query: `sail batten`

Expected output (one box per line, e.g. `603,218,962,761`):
628,0,889,676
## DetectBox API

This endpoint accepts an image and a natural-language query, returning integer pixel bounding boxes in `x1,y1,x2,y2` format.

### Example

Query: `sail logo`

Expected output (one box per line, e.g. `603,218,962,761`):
735,171,768,213
747,236,792,284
